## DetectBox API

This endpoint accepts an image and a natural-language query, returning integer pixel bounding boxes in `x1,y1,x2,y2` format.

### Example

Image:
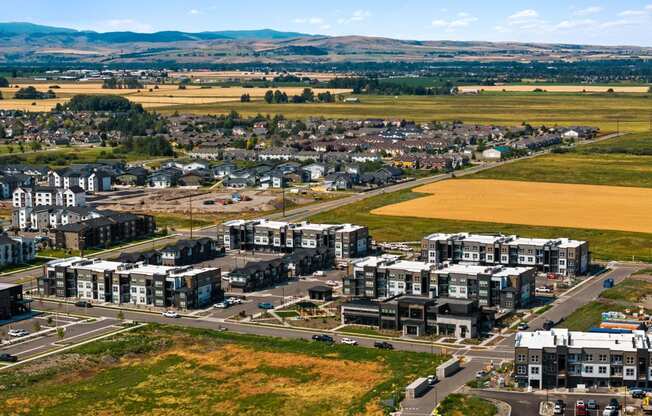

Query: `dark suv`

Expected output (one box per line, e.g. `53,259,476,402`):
0,353,18,363
312,334,334,343
374,341,394,350
75,300,92,308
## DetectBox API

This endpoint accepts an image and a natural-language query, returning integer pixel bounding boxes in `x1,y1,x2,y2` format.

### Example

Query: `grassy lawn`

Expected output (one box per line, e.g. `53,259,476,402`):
435,393,497,416
310,188,652,262
338,325,385,337
557,301,629,331
579,132,652,155
0,256,51,273
600,279,652,303
0,324,448,415
154,213,215,231
156,93,652,132
275,310,300,318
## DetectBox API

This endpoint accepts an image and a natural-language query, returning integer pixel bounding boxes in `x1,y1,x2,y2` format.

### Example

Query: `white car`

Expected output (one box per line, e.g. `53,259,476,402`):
325,280,338,287
8,329,29,337
535,287,553,293
213,302,228,309
313,271,325,277
226,297,243,305
162,311,179,318
340,337,358,345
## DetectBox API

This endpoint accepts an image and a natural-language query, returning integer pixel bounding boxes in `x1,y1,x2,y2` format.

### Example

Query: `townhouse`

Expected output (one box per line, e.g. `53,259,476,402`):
515,329,652,389
48,166,113,192
39,257,222,309
0,283,30,320
421,232,590,277
218,219,370,259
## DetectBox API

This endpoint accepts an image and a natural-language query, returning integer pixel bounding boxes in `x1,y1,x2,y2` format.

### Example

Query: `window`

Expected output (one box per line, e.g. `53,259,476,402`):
517,365,527,375
626,368,635,377
584,365,593,374
584,354,593,362
530,367,539,375
626,356,635,365
517,354,526,362
598,366,607,374
530,355,539,363
599,354,607,362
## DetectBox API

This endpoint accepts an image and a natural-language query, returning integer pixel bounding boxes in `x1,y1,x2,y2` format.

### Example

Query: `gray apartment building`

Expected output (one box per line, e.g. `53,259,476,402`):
421,232,590,277
218,219,370,259
39,257,222,309
343,256,535,310
0,233,36,269
515,329,652,389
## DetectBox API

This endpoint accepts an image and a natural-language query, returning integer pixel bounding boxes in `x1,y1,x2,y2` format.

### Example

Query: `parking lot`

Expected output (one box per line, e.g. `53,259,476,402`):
0,312,123,364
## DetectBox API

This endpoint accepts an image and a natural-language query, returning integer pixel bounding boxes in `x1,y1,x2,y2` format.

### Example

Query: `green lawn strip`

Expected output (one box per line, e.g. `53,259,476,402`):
534,304,554,315
633,268,652,276
435,393,497,416
275,310,299,318
557,301,630,331
0,256,50,274
579,132,652,155
310,188,652,262
337,325,384,337
0,324,448,415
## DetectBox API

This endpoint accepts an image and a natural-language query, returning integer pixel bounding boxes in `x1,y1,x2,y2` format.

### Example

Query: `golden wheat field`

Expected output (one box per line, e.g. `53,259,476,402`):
460,85,650,93
371,179,652,233
0,82,351,111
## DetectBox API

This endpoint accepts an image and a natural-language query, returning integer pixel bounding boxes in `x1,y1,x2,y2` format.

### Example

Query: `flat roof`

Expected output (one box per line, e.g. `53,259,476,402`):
385,260,432,273
515,329,649,351
0,282,20,290
352,255,400,268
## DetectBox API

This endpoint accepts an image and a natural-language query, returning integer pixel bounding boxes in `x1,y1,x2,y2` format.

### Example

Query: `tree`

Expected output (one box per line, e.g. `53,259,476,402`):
14,86,56,100
301,88,315,103
240,93,251,102
117,310,125,322
30,141,42,151
0,77,9,88
264,90,274,104
56,327,65,341
33,321,42,333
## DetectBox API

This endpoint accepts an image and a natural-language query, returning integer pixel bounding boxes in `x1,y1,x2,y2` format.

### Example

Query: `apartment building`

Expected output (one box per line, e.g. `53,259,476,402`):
341,295,491,338
343,255,433,299
218,219,369,259
11,185,87,230
431,264,535,310
39,258,222,309
0,233,36,269
421,232,590,277
0,283,30,320
515,329,652,389
344,256,534,310
54,211,156,251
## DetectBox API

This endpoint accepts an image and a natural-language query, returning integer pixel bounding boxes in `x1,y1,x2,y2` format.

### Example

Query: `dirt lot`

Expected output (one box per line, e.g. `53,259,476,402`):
371,179,652,233
92,188,313,215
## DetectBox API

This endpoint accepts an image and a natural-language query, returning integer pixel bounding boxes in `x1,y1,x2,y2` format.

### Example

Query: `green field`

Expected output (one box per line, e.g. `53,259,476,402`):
473,133,652,188
556,301,621,332
156,93,652,132
435,394,497,416
0,146,161,167
310,188,652,262
0,324,447,416
600,279,652,303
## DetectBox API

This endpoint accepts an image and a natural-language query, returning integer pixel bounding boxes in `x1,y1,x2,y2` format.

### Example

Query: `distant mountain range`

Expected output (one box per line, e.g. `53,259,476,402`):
1,21,650,65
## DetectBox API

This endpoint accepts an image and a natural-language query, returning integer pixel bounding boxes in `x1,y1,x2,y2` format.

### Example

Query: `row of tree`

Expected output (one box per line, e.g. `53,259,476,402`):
14,86,56,100
326,77,456,95
262,88,335,104
102,77,144,89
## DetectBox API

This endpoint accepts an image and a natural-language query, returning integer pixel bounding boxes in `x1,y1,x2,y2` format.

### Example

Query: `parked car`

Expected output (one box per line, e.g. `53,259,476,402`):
257,302,274,310
602,405,617,416
586,399,598,410
340,337,358,345
162,311,179,318
517,322,529,330
632,389,646,398
213,302,229,309
575,400,587,416
8,329,29,337
226,297,243,305
553,400,565,414
427,375,438,385
312,271,325,277
608,398,620,409
543,320,555,330
0,353,18,363
312,334,334,343
475,370,487,379
325,280,338,286
74,300,92,308
374,341,393,350
535,287,553,293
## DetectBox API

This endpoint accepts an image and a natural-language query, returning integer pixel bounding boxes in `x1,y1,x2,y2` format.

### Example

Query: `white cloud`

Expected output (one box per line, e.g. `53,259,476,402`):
646,4,652,10
508,9,539,21
293,17,324,25
338,10,371,24
619,9,647,17
188,9,200,15
573,6,603,16
554,19,596,30
98,19,153,33
432,14,478,30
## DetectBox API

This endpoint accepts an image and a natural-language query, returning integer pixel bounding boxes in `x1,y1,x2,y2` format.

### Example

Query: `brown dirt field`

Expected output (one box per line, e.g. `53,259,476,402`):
460,85,650,93
371,179,652,233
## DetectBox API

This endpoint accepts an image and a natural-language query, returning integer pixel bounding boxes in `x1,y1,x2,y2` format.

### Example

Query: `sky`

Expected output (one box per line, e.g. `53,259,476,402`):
5,0,652,46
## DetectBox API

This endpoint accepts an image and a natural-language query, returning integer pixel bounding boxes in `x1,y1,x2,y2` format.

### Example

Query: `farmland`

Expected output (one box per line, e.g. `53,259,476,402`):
310,187,652,262
0,82,351,111
473,133,652,187
0,324,447,416
155,93,652,132
371,179,652,234
459,85,650,93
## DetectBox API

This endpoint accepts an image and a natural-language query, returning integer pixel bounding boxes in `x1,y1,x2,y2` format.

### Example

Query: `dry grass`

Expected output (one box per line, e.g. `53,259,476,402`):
168,70,344,81
372,179,652,233
460,85,650,93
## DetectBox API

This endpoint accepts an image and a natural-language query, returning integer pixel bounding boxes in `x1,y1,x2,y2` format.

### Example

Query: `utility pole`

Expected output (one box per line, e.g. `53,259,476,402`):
189,194,193,240
282,178,286,217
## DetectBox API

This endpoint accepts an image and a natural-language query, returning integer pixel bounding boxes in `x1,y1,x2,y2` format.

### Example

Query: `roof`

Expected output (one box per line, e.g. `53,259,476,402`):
515,329,650,352
0,282,20,291
308,285,333,293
